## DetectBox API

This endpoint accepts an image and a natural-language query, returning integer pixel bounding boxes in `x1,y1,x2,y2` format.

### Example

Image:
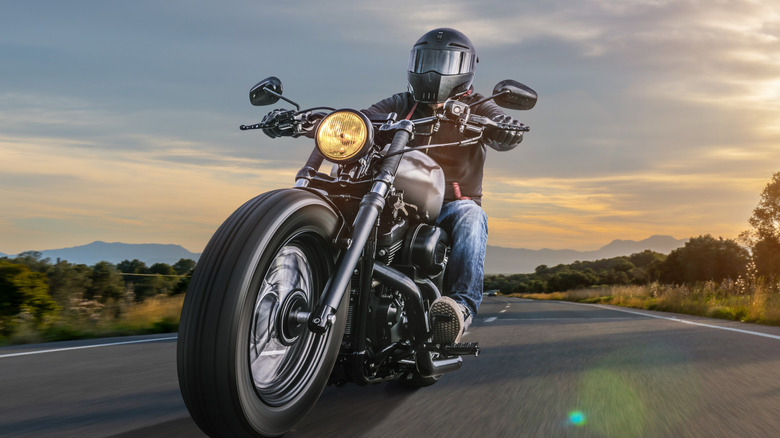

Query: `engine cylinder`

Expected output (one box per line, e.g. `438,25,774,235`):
405,224,449,277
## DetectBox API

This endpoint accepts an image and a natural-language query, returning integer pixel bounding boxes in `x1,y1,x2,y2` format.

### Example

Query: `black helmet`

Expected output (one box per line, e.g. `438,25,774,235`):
407,28,477,104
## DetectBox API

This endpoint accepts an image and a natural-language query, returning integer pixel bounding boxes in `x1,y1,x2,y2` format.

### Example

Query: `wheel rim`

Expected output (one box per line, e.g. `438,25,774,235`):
248,234,330,406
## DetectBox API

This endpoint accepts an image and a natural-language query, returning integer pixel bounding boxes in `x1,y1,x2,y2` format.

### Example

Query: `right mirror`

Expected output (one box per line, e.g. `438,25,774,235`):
492,80,538,110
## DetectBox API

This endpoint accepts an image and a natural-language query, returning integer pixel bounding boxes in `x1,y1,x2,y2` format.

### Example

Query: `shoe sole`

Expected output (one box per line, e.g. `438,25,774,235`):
430,297,464,344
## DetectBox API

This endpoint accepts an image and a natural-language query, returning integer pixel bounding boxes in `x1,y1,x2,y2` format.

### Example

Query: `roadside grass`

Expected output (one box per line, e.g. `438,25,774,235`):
512,281,780,326
1,295,184,346
4,281,780,346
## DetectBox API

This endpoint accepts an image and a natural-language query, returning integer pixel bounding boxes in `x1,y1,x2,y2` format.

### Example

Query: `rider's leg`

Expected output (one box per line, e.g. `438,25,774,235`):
431,200,487,342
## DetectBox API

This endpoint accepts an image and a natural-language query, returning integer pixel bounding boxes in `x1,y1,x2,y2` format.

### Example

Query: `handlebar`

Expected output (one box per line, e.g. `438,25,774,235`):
240,108,297,131
240,122,267,130
242,103,529,143
371,110,529,133
240,106,335,135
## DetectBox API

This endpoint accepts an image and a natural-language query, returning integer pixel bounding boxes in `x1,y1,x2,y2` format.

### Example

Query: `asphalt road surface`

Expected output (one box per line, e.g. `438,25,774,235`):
2,296,780,437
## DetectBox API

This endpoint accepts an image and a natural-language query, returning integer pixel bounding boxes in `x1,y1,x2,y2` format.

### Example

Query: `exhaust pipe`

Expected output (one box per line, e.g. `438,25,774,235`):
415,350,462,377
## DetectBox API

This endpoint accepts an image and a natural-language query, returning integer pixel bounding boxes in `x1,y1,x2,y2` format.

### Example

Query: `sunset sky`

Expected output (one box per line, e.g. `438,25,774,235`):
1,1,779,255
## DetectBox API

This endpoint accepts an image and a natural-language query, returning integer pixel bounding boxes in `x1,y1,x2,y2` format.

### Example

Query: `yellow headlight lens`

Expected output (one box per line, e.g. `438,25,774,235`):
316,111,370,163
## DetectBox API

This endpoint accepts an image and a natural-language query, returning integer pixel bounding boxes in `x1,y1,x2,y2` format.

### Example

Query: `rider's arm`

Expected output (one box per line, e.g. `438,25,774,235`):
470,98,525,152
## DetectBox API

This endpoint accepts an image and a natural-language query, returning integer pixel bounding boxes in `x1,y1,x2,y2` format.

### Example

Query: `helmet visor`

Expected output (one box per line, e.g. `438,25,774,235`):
408,48,476,76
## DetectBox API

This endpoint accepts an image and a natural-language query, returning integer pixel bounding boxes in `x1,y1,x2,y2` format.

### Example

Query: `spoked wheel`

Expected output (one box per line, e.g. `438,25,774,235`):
249,242,332,406
178,189,347,438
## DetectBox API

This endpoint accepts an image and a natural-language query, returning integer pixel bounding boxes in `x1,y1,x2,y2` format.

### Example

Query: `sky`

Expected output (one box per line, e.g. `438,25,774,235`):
1,0,779,255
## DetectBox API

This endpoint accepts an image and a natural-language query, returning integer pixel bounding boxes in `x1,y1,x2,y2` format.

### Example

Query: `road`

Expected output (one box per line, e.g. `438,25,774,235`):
2,296,780,437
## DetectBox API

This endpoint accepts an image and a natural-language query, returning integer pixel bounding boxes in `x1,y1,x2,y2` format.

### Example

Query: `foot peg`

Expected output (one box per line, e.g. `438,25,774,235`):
424,342,480,357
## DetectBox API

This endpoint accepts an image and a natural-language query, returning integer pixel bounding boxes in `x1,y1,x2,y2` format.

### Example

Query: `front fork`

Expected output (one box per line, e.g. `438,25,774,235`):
307,121,414,334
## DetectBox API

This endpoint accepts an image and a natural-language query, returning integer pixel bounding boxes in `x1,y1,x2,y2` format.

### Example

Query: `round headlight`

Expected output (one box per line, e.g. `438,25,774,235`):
315,110,373,163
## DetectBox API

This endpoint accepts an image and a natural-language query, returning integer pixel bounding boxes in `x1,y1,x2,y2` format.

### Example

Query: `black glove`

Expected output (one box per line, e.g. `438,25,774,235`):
261,109,295,139
485,114,525,150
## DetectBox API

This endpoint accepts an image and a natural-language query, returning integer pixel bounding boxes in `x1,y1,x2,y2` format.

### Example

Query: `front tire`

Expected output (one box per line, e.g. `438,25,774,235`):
177,189,347,437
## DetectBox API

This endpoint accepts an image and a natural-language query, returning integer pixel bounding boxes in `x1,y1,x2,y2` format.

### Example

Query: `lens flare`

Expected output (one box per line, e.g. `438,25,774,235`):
568,410,586,426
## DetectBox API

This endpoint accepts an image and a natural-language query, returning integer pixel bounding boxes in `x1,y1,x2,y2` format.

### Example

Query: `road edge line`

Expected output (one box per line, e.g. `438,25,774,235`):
0,335,178,359
562,301,780,341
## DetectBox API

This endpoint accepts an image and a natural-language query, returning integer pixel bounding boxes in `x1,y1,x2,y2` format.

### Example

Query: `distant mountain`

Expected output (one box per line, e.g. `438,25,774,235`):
11,241,201,266
485,235,687,274
3,235,685,273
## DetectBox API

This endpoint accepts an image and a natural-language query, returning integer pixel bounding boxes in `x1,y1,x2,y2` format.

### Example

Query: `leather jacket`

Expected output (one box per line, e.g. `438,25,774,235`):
362,91,521,206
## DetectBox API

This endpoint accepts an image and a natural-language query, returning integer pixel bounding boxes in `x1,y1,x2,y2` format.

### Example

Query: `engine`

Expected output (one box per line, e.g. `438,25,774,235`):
403,224,449,277
377,221,448,279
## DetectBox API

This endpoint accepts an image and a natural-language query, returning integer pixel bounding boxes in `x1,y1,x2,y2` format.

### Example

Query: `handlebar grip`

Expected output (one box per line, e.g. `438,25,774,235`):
469,114,529,132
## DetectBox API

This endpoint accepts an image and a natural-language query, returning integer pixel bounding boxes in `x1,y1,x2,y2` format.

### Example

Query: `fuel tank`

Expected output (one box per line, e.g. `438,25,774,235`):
394,150,445,222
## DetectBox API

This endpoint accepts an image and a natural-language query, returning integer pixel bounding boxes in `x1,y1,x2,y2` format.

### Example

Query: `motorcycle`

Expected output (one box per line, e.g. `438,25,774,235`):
177,76,537,437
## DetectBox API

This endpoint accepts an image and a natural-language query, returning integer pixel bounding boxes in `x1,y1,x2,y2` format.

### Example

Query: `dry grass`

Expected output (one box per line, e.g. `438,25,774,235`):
3,295,184,345
113,295,184,332
514,281,780,326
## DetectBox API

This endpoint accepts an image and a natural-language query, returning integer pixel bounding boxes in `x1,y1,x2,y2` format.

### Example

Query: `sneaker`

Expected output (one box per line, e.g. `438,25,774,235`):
430,296,472,344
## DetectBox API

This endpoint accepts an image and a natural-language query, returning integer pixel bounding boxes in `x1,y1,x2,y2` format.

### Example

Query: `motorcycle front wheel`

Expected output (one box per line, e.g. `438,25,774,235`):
177,189,347,438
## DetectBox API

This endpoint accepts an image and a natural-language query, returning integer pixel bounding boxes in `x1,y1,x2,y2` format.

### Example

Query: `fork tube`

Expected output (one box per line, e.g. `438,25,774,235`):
294,147,324,187
308,123,413,333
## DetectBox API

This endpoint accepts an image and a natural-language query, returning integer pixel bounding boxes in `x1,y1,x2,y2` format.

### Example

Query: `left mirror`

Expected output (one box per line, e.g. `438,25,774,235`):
250,76,283,106
492,80,537,111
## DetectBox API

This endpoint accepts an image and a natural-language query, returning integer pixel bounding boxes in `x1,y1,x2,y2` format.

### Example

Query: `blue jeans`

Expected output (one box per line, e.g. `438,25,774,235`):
435,200,487,318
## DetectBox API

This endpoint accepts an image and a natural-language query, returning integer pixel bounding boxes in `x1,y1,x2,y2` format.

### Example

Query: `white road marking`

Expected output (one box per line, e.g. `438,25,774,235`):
0,336,178,359
512,317,636,321
566,301,780,341
484,317,498,323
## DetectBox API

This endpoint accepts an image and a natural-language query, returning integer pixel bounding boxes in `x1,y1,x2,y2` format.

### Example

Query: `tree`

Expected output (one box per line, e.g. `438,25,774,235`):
660,235,749,284
173,258,197,276
149,263,175,276
131,262,182,301
118,259,148,276
13,251,52,273
547,269,597,292
752,237,780,279
0,260,59,336
171,259,195,295
741,171,780,278
85,261,124,302
47,261,92,307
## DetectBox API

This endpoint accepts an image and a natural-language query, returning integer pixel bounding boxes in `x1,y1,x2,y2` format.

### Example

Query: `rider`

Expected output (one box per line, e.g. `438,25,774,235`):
361,28,526,344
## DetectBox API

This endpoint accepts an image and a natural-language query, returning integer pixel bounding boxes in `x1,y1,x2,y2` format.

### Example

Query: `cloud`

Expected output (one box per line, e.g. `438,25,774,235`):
481,167,766,250
0,134,300,253
1,0,778,254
